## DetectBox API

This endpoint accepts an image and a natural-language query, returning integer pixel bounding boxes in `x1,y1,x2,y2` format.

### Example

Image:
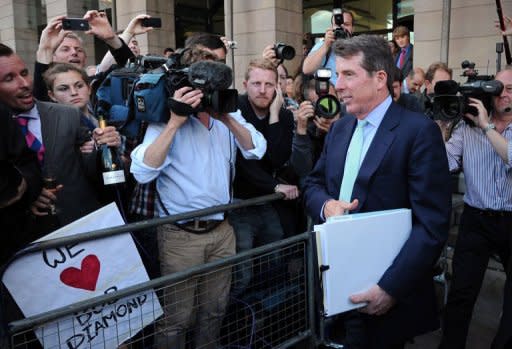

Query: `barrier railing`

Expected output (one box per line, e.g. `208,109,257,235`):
1,193,319,349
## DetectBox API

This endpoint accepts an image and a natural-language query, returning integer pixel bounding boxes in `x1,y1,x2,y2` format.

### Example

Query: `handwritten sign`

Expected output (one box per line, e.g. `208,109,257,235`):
2,203,163,348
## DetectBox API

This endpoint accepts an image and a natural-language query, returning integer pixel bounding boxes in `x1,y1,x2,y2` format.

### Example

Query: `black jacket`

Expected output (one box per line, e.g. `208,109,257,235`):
233,94,295,199
0,104,41,265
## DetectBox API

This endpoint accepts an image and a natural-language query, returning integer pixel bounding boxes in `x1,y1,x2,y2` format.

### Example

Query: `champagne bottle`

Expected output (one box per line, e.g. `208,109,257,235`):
42,177,58,215
40,165,61,233
98,115,125,185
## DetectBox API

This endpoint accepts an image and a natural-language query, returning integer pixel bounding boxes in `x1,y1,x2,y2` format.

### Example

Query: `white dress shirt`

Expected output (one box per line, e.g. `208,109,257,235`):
130,110,267,220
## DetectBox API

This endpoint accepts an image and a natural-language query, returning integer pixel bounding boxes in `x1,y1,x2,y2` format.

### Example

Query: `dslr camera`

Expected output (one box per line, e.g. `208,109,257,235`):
432,60,503,123
313,68,341,119
332,8,351,40
274,42,296,61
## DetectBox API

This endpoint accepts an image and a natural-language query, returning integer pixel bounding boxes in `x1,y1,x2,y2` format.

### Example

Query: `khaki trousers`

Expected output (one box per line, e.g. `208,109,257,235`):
155,220,235,349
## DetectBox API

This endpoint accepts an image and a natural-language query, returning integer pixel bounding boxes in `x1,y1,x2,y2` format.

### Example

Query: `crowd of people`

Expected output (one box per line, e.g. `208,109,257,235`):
1,7,511,349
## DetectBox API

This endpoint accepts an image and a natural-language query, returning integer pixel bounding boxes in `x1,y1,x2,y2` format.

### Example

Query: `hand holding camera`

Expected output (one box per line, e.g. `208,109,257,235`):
262,43,296,64
313,114,339,134
296,101,315,135
83,10,118,45
464,97,491,129
170,86,203,121
37,16,70,64
323,28,337,48
123,14,157,39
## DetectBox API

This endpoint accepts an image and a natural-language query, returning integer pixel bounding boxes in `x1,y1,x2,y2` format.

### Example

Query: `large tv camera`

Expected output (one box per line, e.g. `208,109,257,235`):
431,60,503,123
313,68,341,119
133,49,238,123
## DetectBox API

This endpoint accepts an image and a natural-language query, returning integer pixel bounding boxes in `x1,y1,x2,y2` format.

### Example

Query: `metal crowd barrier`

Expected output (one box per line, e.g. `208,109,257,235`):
1,193,320,349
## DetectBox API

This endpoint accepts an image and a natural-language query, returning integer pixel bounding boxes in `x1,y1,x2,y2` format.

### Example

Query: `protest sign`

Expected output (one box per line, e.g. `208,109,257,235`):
2,203,163,348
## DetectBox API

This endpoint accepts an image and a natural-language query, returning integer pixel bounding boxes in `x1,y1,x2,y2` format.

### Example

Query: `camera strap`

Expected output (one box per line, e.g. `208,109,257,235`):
168,98,197,116
323,48,331,68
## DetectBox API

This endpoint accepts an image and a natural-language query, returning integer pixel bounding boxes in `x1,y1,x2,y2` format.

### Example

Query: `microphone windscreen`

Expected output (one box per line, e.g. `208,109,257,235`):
188,61,233,91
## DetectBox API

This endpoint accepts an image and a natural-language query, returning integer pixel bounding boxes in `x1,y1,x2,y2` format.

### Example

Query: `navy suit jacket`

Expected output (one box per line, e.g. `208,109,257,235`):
304,101,451,343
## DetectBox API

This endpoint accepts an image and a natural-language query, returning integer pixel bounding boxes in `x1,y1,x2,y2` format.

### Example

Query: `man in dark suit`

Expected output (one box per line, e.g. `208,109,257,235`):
0,102,41,265
393,26,413,79
303,35,451,348
0,44,119,231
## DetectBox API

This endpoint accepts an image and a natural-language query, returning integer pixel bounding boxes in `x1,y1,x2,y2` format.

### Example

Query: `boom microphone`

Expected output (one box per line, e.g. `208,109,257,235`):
187,61,233,91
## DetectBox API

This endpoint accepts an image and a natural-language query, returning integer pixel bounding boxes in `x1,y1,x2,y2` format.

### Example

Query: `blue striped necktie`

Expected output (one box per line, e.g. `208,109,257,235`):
16,116,45,166
339,120,367,202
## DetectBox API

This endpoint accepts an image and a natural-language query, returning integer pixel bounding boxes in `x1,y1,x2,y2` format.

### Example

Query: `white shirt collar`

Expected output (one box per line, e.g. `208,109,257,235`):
364,95,392,129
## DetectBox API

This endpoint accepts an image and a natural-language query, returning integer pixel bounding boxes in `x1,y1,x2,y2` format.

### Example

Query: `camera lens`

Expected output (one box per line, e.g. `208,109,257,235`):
433,96,463,120
274,43,296,61
315,95,341,119
334,28,350,40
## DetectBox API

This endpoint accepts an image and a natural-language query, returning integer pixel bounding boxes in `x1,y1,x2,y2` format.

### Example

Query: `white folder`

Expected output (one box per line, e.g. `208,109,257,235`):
315,208,412,316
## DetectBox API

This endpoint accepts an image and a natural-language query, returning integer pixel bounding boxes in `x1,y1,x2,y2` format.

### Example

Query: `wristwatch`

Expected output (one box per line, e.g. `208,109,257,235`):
483,123,496,135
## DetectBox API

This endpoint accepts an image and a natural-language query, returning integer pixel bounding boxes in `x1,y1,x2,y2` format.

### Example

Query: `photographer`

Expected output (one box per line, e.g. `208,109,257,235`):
130,35,266,349
439,68,512,349
261,44,299,109
419,62,454,140
35,11,137,101
293,73,341,170
302,9,354,87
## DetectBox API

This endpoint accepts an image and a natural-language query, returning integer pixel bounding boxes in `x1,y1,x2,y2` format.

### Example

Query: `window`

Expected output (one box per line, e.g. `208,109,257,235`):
304,0,412,38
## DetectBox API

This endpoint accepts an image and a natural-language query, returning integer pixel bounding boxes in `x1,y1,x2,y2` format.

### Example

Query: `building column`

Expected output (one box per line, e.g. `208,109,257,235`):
226,0,303,89
116,0,175,57
1,0,47,67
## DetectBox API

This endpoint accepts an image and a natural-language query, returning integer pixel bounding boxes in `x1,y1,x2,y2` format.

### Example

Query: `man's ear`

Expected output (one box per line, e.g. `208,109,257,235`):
375,70,388,90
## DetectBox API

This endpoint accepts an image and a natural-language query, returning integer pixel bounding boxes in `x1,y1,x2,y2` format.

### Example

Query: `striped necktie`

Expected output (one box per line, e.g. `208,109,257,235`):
339,120,368,202
16,116,45,165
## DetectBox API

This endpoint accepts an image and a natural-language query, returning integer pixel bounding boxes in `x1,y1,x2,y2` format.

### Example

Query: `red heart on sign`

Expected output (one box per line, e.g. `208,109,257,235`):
60,254,100,291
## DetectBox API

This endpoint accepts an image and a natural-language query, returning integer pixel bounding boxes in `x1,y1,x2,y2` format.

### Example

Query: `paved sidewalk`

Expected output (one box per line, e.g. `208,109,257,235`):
407,262,505,348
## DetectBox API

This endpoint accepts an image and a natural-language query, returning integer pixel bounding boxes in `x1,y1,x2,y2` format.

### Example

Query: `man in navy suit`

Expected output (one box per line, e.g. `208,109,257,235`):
303,35,451,348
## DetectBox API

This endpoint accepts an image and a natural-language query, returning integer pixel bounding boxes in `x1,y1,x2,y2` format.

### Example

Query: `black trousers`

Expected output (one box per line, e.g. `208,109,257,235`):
440,205,512,349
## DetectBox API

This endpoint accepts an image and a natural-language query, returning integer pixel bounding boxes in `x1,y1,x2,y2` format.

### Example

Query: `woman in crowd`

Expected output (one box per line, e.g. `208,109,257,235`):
43,63,120,153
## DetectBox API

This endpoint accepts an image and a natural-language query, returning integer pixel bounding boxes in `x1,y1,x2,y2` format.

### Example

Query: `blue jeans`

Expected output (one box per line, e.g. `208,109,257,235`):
228,203,284,297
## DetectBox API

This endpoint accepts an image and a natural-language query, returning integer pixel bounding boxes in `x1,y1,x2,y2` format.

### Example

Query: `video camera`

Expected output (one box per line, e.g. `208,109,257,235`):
136,55,168,70
332,8,351,40
313,68,341,119
432,60,503,123
133,49,238,123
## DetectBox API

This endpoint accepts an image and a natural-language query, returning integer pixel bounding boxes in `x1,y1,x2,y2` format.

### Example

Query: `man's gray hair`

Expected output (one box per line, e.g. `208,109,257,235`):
333,34,394,94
